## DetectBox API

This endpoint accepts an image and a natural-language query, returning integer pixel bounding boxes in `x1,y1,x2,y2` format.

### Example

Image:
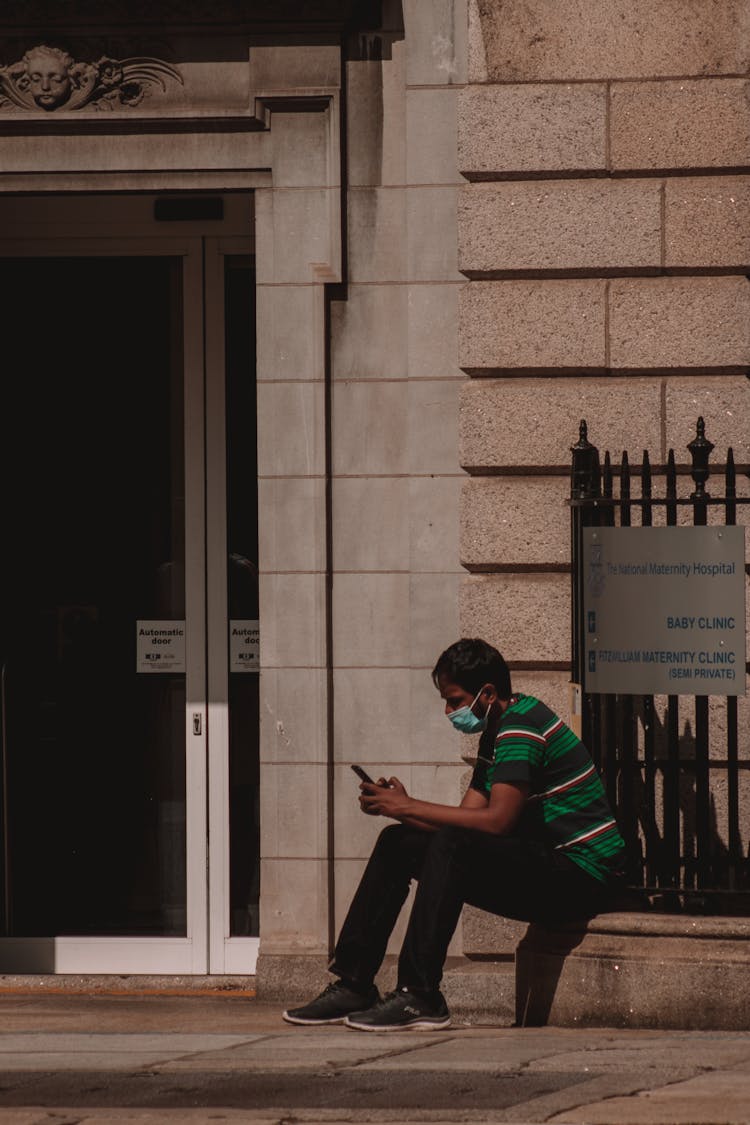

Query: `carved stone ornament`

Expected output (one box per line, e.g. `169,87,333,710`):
0,44,182,111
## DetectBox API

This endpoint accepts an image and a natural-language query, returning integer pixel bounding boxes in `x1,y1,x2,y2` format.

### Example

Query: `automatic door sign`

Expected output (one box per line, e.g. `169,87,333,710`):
230,620,260,672
583,526,746,696
137,621,186,673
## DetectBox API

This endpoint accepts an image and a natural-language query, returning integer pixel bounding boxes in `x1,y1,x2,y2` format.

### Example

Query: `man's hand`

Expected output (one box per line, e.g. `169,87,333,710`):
359,774,529,836
359,776,409,818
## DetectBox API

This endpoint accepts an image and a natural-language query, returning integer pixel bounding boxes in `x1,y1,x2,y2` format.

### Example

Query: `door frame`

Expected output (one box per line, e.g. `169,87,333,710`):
0,203,256,974
204,236,258,975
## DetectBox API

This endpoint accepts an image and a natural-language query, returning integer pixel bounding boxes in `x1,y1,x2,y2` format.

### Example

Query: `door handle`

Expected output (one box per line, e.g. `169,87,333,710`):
192,712,202,736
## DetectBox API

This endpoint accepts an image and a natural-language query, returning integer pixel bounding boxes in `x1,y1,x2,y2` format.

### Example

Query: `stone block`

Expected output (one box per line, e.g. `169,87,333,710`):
459,281,606,374
608,277,750,372
267,110,331,188
257,381,325,476
249,43,341,90
665,176,750,271
347,187,407,283
259,858,329,953
259,668,328,765
467,0,488,83
332,477,410,571
460,477,570,569
332,667,467,765
409,573,462,666
258,573,327,669
333,668,413,764
331,284,407,380
458,180,661,275
462,905,527,957
469,0,750,82
516,913,750,1029
261,764,328,859
332,381,409,475
407,283,462,379
258,478,326,573
458,84,607,178
443,960,516,1025
610,80,750,172
257,285,324,382
460,573,570,664
255,953,330,1002
255,187,340,284
346,41,406,188
459,377,663,471
0,128,273,177
402,0,468,86
406,88,462,185
332,573,411,665
406,186,461,282
409,475,464,573
665,376,750,465
408,379,462,474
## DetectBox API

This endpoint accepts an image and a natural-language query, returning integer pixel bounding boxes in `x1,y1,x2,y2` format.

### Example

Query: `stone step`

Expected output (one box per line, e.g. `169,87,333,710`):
442,958,516,1026
516,912,750,1030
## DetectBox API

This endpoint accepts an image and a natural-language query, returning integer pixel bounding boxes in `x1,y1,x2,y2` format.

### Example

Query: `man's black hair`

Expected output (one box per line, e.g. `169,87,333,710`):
431,638,511,699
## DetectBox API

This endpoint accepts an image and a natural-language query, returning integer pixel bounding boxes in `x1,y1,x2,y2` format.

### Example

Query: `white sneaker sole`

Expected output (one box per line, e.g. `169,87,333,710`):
282,1011,347,1025
344,1015,451,1032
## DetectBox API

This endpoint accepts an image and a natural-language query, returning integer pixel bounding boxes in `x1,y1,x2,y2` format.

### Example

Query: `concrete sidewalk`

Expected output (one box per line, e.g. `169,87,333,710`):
0,991,749,1124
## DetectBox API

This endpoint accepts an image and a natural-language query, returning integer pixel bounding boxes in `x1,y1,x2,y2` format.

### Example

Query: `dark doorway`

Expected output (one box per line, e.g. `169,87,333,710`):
0,256,187,937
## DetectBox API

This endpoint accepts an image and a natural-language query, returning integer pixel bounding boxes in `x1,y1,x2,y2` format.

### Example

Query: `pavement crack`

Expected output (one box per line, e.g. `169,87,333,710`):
343,1032,463,1070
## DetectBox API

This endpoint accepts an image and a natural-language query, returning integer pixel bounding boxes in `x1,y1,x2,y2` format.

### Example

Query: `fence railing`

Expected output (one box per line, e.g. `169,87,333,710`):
570,418,749,914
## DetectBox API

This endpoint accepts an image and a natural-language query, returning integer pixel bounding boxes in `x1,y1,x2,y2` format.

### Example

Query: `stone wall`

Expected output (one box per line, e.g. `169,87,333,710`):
459,0,750,703
457,1,750,950
328,0,472,957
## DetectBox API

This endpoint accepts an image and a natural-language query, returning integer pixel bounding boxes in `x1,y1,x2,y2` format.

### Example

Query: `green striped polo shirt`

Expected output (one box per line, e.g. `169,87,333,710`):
471,694,625,883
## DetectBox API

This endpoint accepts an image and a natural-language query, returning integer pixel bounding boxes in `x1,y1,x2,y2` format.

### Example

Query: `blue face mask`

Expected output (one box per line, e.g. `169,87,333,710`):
447,689,489,734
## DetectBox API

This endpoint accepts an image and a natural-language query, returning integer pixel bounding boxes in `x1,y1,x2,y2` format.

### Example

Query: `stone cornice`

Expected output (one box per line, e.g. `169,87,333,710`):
0,0,381,31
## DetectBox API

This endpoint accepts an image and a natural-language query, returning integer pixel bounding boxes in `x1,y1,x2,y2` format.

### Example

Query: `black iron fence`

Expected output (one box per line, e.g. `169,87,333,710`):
570,418,749,913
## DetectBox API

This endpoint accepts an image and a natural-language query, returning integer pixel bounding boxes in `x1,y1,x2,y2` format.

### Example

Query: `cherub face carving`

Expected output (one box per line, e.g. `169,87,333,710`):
24,46,73,109
0,45,182,113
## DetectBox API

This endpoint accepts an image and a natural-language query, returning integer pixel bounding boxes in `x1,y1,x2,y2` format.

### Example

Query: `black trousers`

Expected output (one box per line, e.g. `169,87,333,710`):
329,824,613,996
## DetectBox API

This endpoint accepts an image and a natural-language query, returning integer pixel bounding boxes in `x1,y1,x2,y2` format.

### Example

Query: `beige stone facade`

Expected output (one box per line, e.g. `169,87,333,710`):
0,0,748,996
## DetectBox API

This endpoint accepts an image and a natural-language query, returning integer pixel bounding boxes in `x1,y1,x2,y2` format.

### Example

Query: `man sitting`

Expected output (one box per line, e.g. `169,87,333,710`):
283,637,626,1031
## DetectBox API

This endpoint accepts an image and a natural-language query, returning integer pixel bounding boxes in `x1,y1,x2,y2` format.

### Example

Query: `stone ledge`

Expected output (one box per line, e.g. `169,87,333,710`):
582,911,750,940
0,975,255,995
516,911,750,1030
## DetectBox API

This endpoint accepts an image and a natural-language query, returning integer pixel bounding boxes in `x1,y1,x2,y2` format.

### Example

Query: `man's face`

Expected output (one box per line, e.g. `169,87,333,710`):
436,673,479,716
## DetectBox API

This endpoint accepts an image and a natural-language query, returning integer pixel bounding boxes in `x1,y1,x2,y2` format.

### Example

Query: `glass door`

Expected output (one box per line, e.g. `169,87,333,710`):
0,238,209,972
0,219,259,975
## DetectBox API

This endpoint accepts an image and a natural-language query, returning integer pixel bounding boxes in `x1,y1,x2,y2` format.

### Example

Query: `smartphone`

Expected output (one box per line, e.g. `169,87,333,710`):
351,764,377,785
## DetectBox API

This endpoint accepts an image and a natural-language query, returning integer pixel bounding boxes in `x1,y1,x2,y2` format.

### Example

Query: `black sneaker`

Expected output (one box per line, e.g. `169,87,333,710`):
282,980,380,1026
344,987,451,1031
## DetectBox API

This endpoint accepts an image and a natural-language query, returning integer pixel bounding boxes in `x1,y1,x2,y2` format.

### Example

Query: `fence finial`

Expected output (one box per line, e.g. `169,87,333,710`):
688,416,714,500
570,419,600,500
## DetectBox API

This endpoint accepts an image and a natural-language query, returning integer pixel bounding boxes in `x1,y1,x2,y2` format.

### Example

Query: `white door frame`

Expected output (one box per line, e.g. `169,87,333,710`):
204,236,257,975
0,212,256,973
